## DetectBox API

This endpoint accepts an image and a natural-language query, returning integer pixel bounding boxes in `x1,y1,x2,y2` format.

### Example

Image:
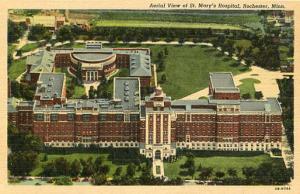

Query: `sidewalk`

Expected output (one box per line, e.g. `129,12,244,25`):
152,159,164,178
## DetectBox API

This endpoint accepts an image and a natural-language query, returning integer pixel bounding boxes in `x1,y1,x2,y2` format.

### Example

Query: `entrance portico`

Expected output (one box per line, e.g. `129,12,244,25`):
85,70,99,81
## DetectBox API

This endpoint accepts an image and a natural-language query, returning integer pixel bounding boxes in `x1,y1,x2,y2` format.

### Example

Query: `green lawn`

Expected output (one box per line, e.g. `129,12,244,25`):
20,42,40,53
157,46,249,99
95,20,246,30
8,44,16,56
73,85,86,98
8,58,27,80
238,78,261,99
164,151,284,179
104,44,250,99
55,67,86,98
31,153,132,178
31,151,148,178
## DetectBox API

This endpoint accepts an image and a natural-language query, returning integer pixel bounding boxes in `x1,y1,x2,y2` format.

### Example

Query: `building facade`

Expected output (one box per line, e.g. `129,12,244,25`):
25,42,152,87
8,69,283,159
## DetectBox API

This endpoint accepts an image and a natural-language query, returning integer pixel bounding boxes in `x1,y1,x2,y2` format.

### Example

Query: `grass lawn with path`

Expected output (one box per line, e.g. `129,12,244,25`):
105,44,250,99
8,58,27,80
238,78,261,99
20,42,40,53
164,151,285,179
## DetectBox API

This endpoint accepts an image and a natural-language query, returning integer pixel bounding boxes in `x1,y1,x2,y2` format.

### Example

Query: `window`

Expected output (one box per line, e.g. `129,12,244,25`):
35,114,44,121
99,114,106,121
130,114,140,121
116,114,123,121
50,114,58,121
67,113,75,121
82,114,91,122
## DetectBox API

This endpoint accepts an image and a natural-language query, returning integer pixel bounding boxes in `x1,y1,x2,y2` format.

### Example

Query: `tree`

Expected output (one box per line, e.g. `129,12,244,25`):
215,171,225,180
42,161,57,177
160,74,167,83
89,86,96,99
227,168,237,178
114,166,122,177
255,162,273,184
94,156,103,173
99,165,110,175
54,176,73,185
81,158,94,177
8,151,39,176
54,157,71,176
255,91,263,99
126,163,136,177
42,153,48,162
199,167,213,180
178,37,185,45
242,167,256,180
8,19,26,43
70,159,82,177
242,93,251,99
8,125,43,153
93,174,107,185
56,26,74,42
28,24,51,41
164,47,168,55
16,49,22,57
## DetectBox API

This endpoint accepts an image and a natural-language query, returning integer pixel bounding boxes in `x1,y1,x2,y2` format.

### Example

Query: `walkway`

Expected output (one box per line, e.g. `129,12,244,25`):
152,159,164,178
83,81,101,97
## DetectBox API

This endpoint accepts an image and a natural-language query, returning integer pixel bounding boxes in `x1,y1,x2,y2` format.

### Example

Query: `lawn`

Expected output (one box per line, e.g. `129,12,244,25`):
164,151,284,179
8,58,27,80
95,20,246,30
20,42,40,53
31,153,130,177
84,10,261,30
73,85,86,98
55,67,86,98
104,44,249,99
157,46,249,99
31,150,148,178
238,78,261,99
8,44,16,57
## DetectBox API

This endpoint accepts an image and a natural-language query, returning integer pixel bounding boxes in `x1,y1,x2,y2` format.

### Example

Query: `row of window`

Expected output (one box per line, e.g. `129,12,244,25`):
34,113,140,122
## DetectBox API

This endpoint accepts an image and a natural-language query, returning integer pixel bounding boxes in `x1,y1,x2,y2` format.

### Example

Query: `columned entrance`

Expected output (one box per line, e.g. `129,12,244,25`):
85,71,98,81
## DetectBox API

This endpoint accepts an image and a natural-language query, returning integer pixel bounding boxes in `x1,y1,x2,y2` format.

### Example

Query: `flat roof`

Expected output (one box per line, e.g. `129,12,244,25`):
113,77,140,110
129,54,152,77
35,73,65,100
209,72,237,91
240,98,282,113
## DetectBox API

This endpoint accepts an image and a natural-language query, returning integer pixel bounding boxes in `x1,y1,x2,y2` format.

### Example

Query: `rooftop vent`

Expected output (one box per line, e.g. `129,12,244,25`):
124,86,129,91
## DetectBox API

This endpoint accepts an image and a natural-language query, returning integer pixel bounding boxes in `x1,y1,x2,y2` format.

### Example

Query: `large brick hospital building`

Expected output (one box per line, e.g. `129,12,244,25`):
8,43,283,159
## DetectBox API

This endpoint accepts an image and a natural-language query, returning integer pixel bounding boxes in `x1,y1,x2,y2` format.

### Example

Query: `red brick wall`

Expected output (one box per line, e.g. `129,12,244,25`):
213,92,240,100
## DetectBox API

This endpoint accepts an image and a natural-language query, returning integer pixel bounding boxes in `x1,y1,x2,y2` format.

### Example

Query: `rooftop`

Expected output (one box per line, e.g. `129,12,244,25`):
129,54,152,77
27,50,55,74
240,98,282,113
113,77,140,110
209,72,238,92
35,73,65,100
